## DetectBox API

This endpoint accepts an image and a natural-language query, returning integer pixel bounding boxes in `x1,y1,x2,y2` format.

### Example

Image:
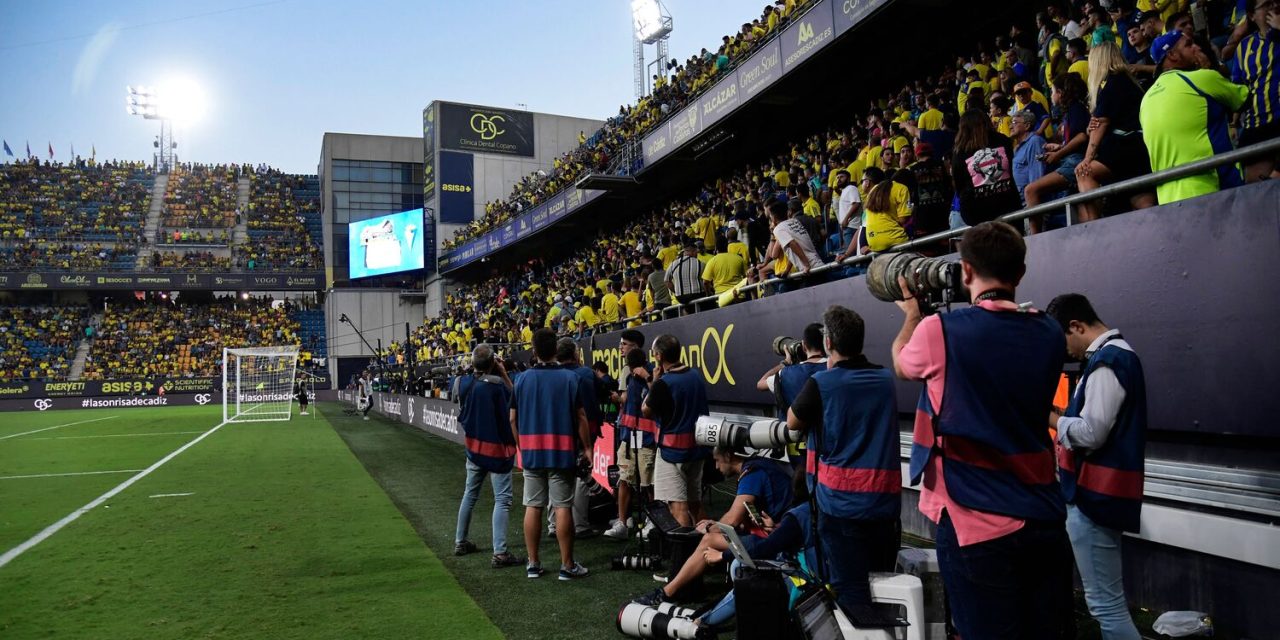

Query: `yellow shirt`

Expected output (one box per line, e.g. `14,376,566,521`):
600,293,620,323
575,306,599,328
520,326,533,344
620,291,643,325
727,241,749,262
1068,59,1089,84
864,182,913,252
992,115,1012,137
802,197,821,218
773,170,791,187
917,108,944,131
656,244,680,269
890,135,911,154
702,252,747,294
688,215,721,249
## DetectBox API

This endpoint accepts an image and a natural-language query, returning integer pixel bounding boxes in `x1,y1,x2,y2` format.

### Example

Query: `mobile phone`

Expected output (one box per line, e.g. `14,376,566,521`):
744,502,764,527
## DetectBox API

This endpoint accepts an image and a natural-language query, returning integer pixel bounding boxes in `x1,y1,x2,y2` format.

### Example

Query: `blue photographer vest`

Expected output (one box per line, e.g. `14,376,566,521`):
458,374,517,473
513,363,582,470
909,306,1067,521
807,364,901,520
656,367,710,463
568,363,603,436
739,457,795,525
617,365,657,447
776,362,825,419
1059,336,1146,532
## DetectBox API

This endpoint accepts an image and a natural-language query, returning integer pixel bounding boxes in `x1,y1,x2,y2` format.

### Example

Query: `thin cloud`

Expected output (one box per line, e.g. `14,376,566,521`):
71,22,121,96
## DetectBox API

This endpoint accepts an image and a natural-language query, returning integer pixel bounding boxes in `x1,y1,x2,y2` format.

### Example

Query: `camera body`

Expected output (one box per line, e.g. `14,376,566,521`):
695,415,802,455
866,252,966,314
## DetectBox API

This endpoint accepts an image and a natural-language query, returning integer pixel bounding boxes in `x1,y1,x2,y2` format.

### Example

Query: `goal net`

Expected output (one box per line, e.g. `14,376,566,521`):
223,346,300,423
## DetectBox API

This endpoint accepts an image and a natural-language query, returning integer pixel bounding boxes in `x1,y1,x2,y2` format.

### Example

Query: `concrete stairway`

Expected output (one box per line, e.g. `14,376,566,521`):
138,173,169,267
68,312,102,380
233,176,250,247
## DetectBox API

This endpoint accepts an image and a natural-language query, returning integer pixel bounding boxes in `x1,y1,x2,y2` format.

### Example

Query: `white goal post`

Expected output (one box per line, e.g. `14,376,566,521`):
222,346,300,423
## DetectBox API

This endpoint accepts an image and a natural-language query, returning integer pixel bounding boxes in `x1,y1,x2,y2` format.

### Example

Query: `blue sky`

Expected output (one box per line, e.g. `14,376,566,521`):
0,0,764,174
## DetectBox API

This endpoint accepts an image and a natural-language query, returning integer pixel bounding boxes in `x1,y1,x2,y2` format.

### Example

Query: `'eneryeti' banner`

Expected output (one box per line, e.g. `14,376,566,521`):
438,102,535,157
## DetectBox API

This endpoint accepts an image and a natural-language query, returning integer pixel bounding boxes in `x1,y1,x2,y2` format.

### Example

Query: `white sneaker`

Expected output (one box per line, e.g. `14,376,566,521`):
548,521,557,536
640,520,656,540
603,520,628,540
300,411,308,415
363,416,369,421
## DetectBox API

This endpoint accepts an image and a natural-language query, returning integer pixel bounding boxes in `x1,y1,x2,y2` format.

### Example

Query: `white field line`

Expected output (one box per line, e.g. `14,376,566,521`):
0,469,144,480
27,431,204,441
0,419,231,570
148,492,194,499
0,416,119,441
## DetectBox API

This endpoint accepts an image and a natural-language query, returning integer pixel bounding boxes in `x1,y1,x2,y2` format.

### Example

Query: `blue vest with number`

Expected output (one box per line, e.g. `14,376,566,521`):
618,366,657,447
808,365,901,520
457,375,516,473
656,367,710,463
910,306,1066,521
1060,339,1146,532
513,363,582,470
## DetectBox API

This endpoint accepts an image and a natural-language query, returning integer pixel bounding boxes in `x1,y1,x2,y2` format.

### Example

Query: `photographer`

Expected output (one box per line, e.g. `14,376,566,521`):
643,334,711,528
1046,293,1146,640
357,370,373,420
756,324,827,471
553,337,602,539
632,443,793,607
294,373,309,416
511,328,593,580
786,305,901,619
891,221,1071,639
452,344,524,569
606,345,657,541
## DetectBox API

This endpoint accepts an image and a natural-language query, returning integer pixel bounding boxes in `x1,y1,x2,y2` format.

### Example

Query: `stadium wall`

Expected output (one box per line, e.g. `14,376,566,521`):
323,288,427,372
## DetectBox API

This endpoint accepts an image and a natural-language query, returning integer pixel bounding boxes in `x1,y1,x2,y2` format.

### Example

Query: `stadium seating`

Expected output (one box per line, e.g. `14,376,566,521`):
235,170,324,271
416,0,1276,361
82,297,305,379
160,164,238,229
440,0,818,251
0,160,152,243
148,250,233,272
0,305,88,381
0,242,138,271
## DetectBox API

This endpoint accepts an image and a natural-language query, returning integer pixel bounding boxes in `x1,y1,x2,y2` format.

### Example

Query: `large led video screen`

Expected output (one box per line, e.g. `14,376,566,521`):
348,209,425,279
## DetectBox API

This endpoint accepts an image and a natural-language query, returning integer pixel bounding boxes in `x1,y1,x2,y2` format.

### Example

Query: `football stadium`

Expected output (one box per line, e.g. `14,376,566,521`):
2,1,1279,638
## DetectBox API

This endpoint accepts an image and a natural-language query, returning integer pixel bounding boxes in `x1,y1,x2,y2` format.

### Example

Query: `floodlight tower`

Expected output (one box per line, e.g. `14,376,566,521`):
126,85,177,173
631,0,673,98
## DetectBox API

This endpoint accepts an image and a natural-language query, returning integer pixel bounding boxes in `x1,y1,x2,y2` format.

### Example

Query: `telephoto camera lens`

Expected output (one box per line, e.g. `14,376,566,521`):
696,416,802,453
866,252,963,303
612,554,659,571
616,602,709,640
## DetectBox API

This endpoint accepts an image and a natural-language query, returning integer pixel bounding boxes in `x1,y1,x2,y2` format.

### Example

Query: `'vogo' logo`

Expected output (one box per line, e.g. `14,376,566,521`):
34,398,54,411
194,393,212,405
470,113,506,140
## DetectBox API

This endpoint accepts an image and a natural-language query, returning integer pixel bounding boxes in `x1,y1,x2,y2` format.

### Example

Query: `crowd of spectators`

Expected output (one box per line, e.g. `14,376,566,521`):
160,164,239,229
0,305,88,381
441,0,820,250
416,0,1278,362
1,242,138,271
83,296,306,379
0,159,151,243
238,169,324,270
148,250,233,272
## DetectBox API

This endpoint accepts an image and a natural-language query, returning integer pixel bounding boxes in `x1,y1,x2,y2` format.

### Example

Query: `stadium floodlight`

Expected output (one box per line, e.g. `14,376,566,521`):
631,0,672,43
223,346,300,423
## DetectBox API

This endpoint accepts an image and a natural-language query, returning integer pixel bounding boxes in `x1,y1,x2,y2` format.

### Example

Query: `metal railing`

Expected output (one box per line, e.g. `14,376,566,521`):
607,136,1280,327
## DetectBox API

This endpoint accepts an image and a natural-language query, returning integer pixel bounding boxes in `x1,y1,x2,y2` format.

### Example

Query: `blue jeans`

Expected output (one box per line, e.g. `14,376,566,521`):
455,459,513,554
817,515,899,616
698,559,742,627
1067,505,1141,640
936,511,1074,639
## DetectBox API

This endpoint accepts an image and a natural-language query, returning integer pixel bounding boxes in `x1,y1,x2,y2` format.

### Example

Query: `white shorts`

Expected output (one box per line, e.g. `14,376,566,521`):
653,457,703,503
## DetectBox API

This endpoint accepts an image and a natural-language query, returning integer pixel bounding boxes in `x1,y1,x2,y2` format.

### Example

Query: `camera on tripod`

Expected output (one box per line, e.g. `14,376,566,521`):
695,415,802,455
866,252,966,314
